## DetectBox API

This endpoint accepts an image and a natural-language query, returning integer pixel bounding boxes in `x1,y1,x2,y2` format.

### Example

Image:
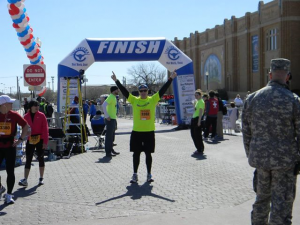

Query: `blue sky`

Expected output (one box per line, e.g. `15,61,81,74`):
0,0,272,93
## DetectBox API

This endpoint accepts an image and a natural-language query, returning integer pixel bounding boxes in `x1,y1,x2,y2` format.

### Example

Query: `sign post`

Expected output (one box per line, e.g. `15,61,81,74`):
23,64,46,87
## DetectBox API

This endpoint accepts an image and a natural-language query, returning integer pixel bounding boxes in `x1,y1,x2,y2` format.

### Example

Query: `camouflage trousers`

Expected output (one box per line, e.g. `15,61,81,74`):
252,168,297,225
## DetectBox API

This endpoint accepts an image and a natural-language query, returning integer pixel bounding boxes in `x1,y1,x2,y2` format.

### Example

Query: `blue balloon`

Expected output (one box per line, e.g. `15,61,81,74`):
12,13,25,24
17,25,30,37
8,0,22,4
30,55,42,65
25,42,36,52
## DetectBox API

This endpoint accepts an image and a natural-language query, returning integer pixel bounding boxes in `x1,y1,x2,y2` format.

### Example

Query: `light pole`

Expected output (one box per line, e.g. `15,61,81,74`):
8,86,15,95
51,76,54,91
83,75,88,100
0,83,5,94
205,71,209,93
16,76,23,107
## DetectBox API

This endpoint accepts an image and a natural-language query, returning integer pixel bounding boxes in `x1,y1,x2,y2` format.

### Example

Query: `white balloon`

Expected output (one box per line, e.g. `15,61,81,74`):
16,16,28,28
25,45,38,56
15,2,25,10
23,38,34,49
7,1,25,9
15,2,25,8
28,52,41,62
36,86,47,94
14,24,27,33
18,31,31,42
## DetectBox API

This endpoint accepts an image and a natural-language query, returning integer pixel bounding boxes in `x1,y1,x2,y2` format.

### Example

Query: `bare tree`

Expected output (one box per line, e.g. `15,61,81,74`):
83,85,111,100
127,63,167,93
42,89,57,102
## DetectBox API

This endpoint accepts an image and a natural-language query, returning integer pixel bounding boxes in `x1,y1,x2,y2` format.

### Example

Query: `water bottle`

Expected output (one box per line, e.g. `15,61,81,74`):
85,143,89,152
27,126,31,137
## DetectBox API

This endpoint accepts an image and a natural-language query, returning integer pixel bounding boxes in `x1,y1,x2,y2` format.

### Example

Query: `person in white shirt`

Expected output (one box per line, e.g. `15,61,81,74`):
234,94,243,107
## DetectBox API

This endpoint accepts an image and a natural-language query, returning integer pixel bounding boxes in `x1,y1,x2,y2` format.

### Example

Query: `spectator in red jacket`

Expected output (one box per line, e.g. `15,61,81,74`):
19,100,49,187
203,90,219,141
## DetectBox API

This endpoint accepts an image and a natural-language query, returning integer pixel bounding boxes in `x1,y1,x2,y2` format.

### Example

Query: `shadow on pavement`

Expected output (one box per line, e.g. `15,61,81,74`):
224,133,241,136
0,203,8,215
204,139,226,145
155,129,176,134
116,129,176,136
191,153,207,160
95,182,175,205
97,156,112,163
115,131,132,135
89,148,105,152
13,185,40,201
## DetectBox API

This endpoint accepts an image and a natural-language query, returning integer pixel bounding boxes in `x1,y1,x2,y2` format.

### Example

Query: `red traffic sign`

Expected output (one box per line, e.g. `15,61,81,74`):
23,64,46,87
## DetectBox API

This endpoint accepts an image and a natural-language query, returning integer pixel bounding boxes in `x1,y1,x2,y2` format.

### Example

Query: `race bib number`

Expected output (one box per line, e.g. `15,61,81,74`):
29,135,40,145
0,122,11,135
140,110,150,120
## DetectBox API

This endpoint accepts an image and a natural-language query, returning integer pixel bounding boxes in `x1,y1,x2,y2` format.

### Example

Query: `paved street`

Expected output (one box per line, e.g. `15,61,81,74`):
0,118,299,225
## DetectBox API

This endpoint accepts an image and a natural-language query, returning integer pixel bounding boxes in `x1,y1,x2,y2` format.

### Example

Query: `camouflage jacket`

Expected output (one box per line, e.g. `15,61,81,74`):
242,80,300,169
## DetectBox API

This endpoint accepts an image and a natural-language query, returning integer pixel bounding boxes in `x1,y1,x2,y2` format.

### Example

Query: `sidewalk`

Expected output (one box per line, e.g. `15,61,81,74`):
0,118,299,225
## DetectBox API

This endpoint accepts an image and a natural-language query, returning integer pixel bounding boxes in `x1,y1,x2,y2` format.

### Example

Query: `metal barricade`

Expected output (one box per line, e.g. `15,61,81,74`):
118,104,133,119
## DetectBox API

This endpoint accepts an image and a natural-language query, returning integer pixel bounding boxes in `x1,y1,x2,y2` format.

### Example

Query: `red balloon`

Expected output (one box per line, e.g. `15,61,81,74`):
26,16,29,22
8,4,20,16
20,34,33,45
27,49,40,59
37,87,47,96
12,23,20,28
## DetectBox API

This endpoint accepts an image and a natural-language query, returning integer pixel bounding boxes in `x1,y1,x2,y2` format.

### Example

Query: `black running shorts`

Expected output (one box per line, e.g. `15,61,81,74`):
130,131,155,153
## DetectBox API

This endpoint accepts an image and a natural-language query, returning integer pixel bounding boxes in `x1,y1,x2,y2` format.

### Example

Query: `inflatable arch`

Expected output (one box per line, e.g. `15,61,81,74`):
57,38,195,126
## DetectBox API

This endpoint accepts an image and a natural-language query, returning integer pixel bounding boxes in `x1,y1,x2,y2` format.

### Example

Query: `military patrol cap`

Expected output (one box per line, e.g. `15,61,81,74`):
270,58,290,71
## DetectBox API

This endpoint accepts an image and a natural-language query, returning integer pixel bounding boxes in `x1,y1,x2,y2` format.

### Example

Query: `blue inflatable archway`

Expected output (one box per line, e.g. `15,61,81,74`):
57,38,195,126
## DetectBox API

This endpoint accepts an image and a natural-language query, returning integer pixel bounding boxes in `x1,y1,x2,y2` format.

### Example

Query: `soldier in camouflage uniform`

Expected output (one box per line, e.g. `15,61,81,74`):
242,58,300,225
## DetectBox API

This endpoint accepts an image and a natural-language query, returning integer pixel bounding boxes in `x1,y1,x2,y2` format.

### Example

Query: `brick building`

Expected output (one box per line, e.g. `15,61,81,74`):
173,0,300,98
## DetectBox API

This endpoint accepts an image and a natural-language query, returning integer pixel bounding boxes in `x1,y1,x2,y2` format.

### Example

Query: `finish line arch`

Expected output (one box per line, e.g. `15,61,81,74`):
57,37,195,126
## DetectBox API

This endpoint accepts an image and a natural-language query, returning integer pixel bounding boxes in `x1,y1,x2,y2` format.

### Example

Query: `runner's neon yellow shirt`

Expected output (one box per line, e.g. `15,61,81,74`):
193,99,205,118
105,94,117,119
128,92,160,132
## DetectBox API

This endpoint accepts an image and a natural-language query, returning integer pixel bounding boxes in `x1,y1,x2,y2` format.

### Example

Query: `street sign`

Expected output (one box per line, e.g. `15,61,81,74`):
28,86,43,91
23,64,46,87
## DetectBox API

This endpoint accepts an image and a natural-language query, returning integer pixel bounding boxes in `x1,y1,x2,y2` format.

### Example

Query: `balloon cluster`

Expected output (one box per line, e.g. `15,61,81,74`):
36,86,47,96
162,94,174,100
7,0,44,64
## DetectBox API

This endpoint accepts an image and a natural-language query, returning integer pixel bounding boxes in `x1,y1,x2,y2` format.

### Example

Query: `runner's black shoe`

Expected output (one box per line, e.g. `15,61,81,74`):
130,174,138,183
112,150,120,155
147,174,154,183
39,178,44,185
